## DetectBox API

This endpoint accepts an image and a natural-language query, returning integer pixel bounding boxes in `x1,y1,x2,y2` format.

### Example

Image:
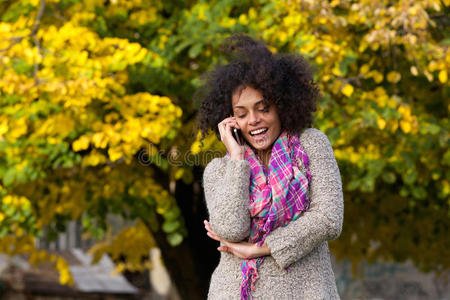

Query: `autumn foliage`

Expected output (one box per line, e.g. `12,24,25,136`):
0,0,449,289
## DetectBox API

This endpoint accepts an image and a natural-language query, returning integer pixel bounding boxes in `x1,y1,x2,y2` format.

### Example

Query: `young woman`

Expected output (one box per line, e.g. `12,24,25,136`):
196,34,344,299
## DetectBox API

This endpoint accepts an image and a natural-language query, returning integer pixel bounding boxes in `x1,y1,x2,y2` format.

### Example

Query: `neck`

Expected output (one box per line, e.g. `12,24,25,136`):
257,148,272,167
252,131,282,167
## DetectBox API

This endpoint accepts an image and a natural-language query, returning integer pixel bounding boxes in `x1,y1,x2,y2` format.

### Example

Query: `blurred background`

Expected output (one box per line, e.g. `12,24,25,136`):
0,0,448,299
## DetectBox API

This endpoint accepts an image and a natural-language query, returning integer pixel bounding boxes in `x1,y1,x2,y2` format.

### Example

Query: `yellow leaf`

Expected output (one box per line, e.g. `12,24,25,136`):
387,71,401,83
370,71,383,83
428,61,438,72
377,118,386,130
114,262,126,274
408,6,418,16
438,70,448,83
190,141,202,155
331,80,342,94
15,227,24,236
341,84,354,97
238,14,248,25
330,0,340,7
360,64,370,75
82,151,107,167
374,86,386,96
0,119,8,135
390,120,398,133
358,42,368,53
29,0,40,6
400,120,411,133
410,66,418,76
72,136,90,152
332,66,343,76
176,107,182,118
108,147,123,162
424,70,433,82
92,132,108,148
3,195,12,205
174,168,184,180
9,119,27,139
56,257,73,285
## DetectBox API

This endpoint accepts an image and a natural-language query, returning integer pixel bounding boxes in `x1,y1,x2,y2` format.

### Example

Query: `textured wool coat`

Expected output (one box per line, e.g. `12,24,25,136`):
203,128,344,299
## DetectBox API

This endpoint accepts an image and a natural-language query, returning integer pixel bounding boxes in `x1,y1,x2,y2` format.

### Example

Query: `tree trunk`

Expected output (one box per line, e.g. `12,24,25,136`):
151,165,219,300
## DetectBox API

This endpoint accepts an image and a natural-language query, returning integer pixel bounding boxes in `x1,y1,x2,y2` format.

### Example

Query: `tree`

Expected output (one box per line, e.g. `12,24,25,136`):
0,0,185,287
0,0,448,299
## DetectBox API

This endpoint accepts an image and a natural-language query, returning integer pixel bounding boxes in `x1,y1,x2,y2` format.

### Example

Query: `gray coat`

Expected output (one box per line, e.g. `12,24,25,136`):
203,128,344,299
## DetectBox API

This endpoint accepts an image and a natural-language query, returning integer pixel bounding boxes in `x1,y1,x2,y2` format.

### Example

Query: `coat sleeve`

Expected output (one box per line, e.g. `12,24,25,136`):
264,128,344,269
202,157,251,242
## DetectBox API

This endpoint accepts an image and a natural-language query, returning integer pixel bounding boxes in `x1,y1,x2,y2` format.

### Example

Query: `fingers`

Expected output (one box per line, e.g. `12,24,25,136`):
218,117,240,141
218,116,239,128
203,220,213,232
217,246,230,253
226,117,241,130
204,220,222,242
206,231,221,242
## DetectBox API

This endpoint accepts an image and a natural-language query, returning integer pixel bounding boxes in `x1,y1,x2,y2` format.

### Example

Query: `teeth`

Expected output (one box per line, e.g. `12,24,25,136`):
251,128,267,135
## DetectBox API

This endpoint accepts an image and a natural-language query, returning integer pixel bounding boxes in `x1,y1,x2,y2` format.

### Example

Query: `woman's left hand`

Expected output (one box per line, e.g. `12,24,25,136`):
204,220,270,259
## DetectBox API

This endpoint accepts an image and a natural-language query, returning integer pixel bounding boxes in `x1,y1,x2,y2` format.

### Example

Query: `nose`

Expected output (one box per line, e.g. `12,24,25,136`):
248,111,260,126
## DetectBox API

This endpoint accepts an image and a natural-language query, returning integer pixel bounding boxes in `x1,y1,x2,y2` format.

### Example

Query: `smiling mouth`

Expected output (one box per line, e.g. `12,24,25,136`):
249,128,268,136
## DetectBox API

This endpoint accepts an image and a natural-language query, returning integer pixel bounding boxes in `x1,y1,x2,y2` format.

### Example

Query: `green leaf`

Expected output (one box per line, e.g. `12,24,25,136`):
1,1,34,22
440,38,450,46
411,186,426,200
420,123,440,135
174,40,193,54
403,169,417,185
2,168,15,186
182,169,194,184
167,232,183,246
163,207,180,221
360,177,375,192
12,58,33,75
442,150,450,166
347,179,360,191
381,172,396,184
162,220,180,233
188,43,203,58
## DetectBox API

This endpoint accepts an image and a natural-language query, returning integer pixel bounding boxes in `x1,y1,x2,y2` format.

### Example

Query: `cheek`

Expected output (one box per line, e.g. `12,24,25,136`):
268,113,281,127
269,117,281,135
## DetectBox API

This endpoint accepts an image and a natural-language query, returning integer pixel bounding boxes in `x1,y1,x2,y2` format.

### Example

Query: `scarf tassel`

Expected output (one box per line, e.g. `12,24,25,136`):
240,263,260,300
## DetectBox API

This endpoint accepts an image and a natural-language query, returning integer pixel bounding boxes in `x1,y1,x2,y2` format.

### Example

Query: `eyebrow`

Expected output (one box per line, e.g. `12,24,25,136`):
233,99,266,109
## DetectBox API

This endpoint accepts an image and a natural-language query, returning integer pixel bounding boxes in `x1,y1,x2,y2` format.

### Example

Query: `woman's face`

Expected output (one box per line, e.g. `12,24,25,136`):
232,86,281,153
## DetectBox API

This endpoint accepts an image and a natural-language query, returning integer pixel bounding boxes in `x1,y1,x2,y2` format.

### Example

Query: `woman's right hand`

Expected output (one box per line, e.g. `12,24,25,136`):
218,116,245,160
204,220,270,259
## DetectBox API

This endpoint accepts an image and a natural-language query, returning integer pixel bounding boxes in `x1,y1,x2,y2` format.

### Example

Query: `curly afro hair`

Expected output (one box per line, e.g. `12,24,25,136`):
195,34,320,144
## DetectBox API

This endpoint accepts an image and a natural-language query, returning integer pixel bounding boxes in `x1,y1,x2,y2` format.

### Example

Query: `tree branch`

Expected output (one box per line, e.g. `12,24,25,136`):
31,0,46,85
0,0,46,53
32,0,46,36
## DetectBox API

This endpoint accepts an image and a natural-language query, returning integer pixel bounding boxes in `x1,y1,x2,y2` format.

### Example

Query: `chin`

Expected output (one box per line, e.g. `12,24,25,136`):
248,138,273,152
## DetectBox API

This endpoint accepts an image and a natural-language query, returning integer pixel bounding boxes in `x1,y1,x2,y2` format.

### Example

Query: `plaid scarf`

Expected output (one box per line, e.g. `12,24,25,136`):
239,131,311,299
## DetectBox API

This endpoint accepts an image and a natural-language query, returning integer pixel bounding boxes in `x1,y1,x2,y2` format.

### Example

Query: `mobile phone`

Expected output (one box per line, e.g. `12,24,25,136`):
233,128,243,146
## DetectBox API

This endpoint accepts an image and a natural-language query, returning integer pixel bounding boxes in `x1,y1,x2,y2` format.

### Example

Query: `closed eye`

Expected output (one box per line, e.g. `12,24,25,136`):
257,104,269,112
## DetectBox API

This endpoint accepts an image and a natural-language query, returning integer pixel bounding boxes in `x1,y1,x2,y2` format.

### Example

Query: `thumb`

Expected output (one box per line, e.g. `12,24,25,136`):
217,246,229,252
